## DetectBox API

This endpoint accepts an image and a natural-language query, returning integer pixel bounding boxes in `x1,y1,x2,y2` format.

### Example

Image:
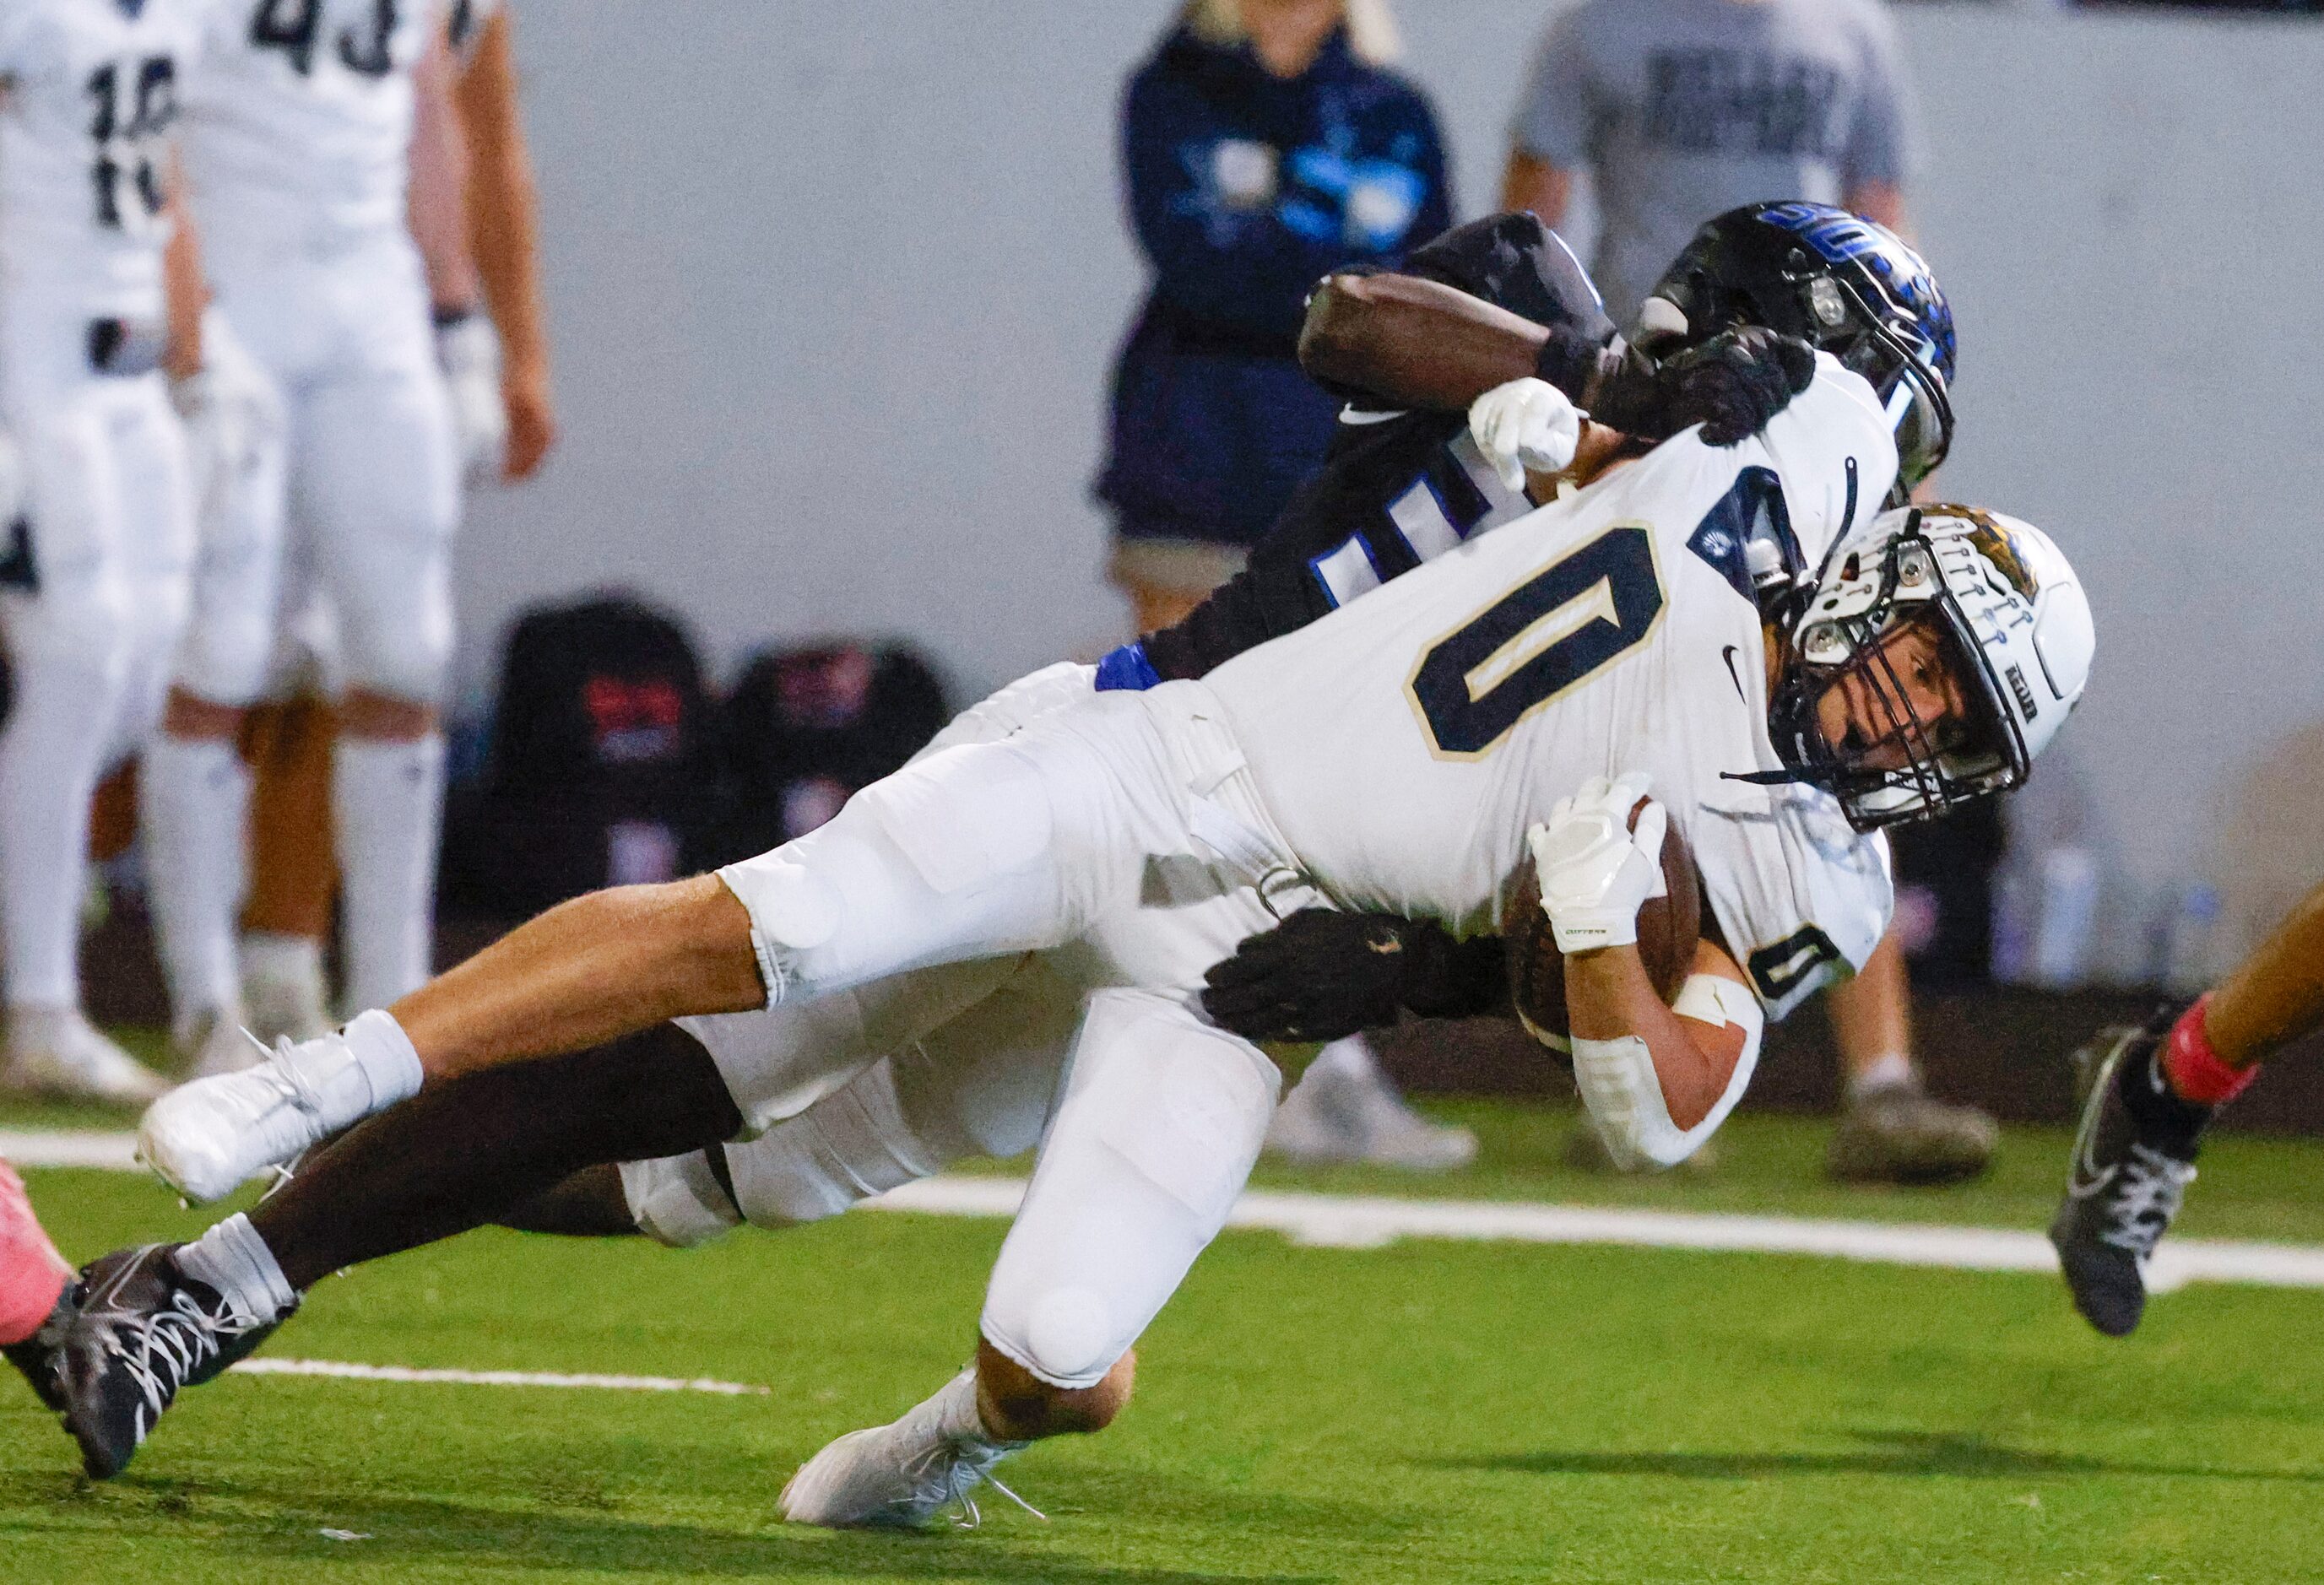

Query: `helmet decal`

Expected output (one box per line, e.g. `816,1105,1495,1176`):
1753,202,1956,382
1954,509,2041,603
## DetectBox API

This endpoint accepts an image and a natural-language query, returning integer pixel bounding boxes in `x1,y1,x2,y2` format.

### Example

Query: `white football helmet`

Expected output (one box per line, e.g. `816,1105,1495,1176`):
1769,504,2094,830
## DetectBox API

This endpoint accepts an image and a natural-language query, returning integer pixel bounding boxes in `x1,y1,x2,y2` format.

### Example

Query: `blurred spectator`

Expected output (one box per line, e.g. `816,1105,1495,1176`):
1096,0,1451,635
1502,0,1922,327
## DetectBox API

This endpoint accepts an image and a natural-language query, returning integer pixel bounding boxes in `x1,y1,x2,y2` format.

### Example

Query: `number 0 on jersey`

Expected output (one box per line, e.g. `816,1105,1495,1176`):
1408,525,1666,757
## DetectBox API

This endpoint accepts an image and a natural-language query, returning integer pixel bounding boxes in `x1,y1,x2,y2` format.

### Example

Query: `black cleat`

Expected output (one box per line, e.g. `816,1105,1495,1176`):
3,1289,73,1413
2049,1010,2205,1338
57,1245,279,1479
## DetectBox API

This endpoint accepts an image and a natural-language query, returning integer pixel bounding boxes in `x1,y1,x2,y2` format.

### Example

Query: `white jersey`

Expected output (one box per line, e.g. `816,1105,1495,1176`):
1202,355,1899,1018
178,0,442,261
0,0,213,313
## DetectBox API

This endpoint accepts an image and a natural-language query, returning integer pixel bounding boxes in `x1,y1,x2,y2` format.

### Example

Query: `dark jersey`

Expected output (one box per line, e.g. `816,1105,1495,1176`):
1104,213,1618,690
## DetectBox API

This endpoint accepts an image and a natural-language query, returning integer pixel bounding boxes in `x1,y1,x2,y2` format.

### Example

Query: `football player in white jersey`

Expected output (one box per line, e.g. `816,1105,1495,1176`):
141,0,512,1074
0,0,214,1101
55,307,2092,1500
150,0,551,1071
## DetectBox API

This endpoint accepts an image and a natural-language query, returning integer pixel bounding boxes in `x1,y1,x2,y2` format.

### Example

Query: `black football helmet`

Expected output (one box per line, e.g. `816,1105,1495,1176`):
1640,203,1955,489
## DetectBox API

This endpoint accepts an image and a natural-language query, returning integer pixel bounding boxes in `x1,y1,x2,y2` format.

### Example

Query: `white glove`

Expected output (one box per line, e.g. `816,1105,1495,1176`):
436,309,508,489
171,306,284,520
1466,376,1581,493
1527,771,1669,955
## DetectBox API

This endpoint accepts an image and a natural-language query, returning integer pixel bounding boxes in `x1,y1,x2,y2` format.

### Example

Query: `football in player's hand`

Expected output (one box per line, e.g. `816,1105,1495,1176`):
1503,800,1702,1046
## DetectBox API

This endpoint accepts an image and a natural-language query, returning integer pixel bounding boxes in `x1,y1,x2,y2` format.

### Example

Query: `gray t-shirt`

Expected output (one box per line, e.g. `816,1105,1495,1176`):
1510,0,1921,325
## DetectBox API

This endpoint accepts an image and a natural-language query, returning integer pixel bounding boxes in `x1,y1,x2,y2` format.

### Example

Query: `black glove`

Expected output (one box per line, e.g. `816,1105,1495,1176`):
1200,909,1504,1043
1662,326,1818,445
1585,326,1817,446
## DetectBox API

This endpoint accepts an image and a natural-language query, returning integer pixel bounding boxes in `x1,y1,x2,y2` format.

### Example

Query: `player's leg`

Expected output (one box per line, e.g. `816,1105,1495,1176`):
0,378,164,1101
782,987,1281,1528
53,1022,743,1478
237,692,339,1043
1823,925,1997,1185
1,1156,73,1409
135,693,1170,1203
297,324,458,1015
620,958,1077,1245
59,955,1028,1476
2050,879,2324,1335
143,307,291,1074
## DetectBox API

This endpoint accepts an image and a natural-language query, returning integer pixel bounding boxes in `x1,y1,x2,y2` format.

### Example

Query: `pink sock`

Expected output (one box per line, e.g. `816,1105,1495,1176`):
0,1160,70,1345
2161,995,2258,1107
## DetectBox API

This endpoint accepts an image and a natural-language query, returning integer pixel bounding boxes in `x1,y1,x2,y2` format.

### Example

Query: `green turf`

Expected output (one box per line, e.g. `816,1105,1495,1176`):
5,1150,2324,1582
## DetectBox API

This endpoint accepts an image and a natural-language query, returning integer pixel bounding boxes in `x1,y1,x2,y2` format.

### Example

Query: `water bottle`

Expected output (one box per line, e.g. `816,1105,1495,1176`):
2030,847,2099,989
2165,884,2221,996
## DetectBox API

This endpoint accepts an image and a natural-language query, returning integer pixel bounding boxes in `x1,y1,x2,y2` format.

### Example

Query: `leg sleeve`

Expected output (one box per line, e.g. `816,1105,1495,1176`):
978,987,1281,1389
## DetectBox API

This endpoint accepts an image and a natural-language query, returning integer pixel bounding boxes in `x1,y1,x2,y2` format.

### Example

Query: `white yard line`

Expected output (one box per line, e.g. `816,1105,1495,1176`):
0,1128,139,1170
230,1358,768,1394
13,1128,2324,1295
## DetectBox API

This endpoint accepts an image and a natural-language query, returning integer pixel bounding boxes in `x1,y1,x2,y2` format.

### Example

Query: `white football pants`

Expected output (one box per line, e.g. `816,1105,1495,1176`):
711,679,1305,1387
0,292,194,1009
156,233,459,1014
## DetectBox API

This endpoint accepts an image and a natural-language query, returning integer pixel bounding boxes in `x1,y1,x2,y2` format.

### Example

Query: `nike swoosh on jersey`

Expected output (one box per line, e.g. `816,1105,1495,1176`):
1721,645,1748,703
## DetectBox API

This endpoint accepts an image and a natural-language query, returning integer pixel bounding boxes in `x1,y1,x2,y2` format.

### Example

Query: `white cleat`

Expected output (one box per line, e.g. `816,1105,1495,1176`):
779,1368,1036,1530
3,1009,167,1104
173,1005,268,1080
137,1044,333,1204
1266,1036,1479,1172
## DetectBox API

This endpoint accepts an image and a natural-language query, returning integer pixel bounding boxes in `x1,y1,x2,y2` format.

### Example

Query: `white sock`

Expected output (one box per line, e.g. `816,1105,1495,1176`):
173,1212,298,1326
241,930,324,989
278,1009,425,1131
0,654,116,1006
333,733,444,1012
141,734,252,1022
1847,1051,1918,1100
940,1366,1010,1447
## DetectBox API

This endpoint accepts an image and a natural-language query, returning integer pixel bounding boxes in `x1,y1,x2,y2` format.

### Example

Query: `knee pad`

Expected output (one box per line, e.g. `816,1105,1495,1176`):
619,1152,744,1249
980,990,1278,1388
724,1055,947,1227
338,573,452,705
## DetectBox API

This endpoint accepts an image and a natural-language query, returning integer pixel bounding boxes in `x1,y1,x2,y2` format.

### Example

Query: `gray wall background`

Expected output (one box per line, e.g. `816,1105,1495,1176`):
464,3,2324,982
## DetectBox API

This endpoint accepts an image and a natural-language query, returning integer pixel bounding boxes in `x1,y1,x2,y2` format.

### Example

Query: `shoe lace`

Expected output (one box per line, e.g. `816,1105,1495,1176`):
261,1036,329,1122
2096,1144,2196,1258
104,1284,256,1426
896,1438,1045,1529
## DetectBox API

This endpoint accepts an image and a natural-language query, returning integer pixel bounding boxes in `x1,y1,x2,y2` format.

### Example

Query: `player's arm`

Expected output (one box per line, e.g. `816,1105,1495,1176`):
160,166,204,380
1301,270,1816,452
1299,270,1575,413
454,5,555,480
1533,777,1764,1168
389,876,765,1082
406,26,480,314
